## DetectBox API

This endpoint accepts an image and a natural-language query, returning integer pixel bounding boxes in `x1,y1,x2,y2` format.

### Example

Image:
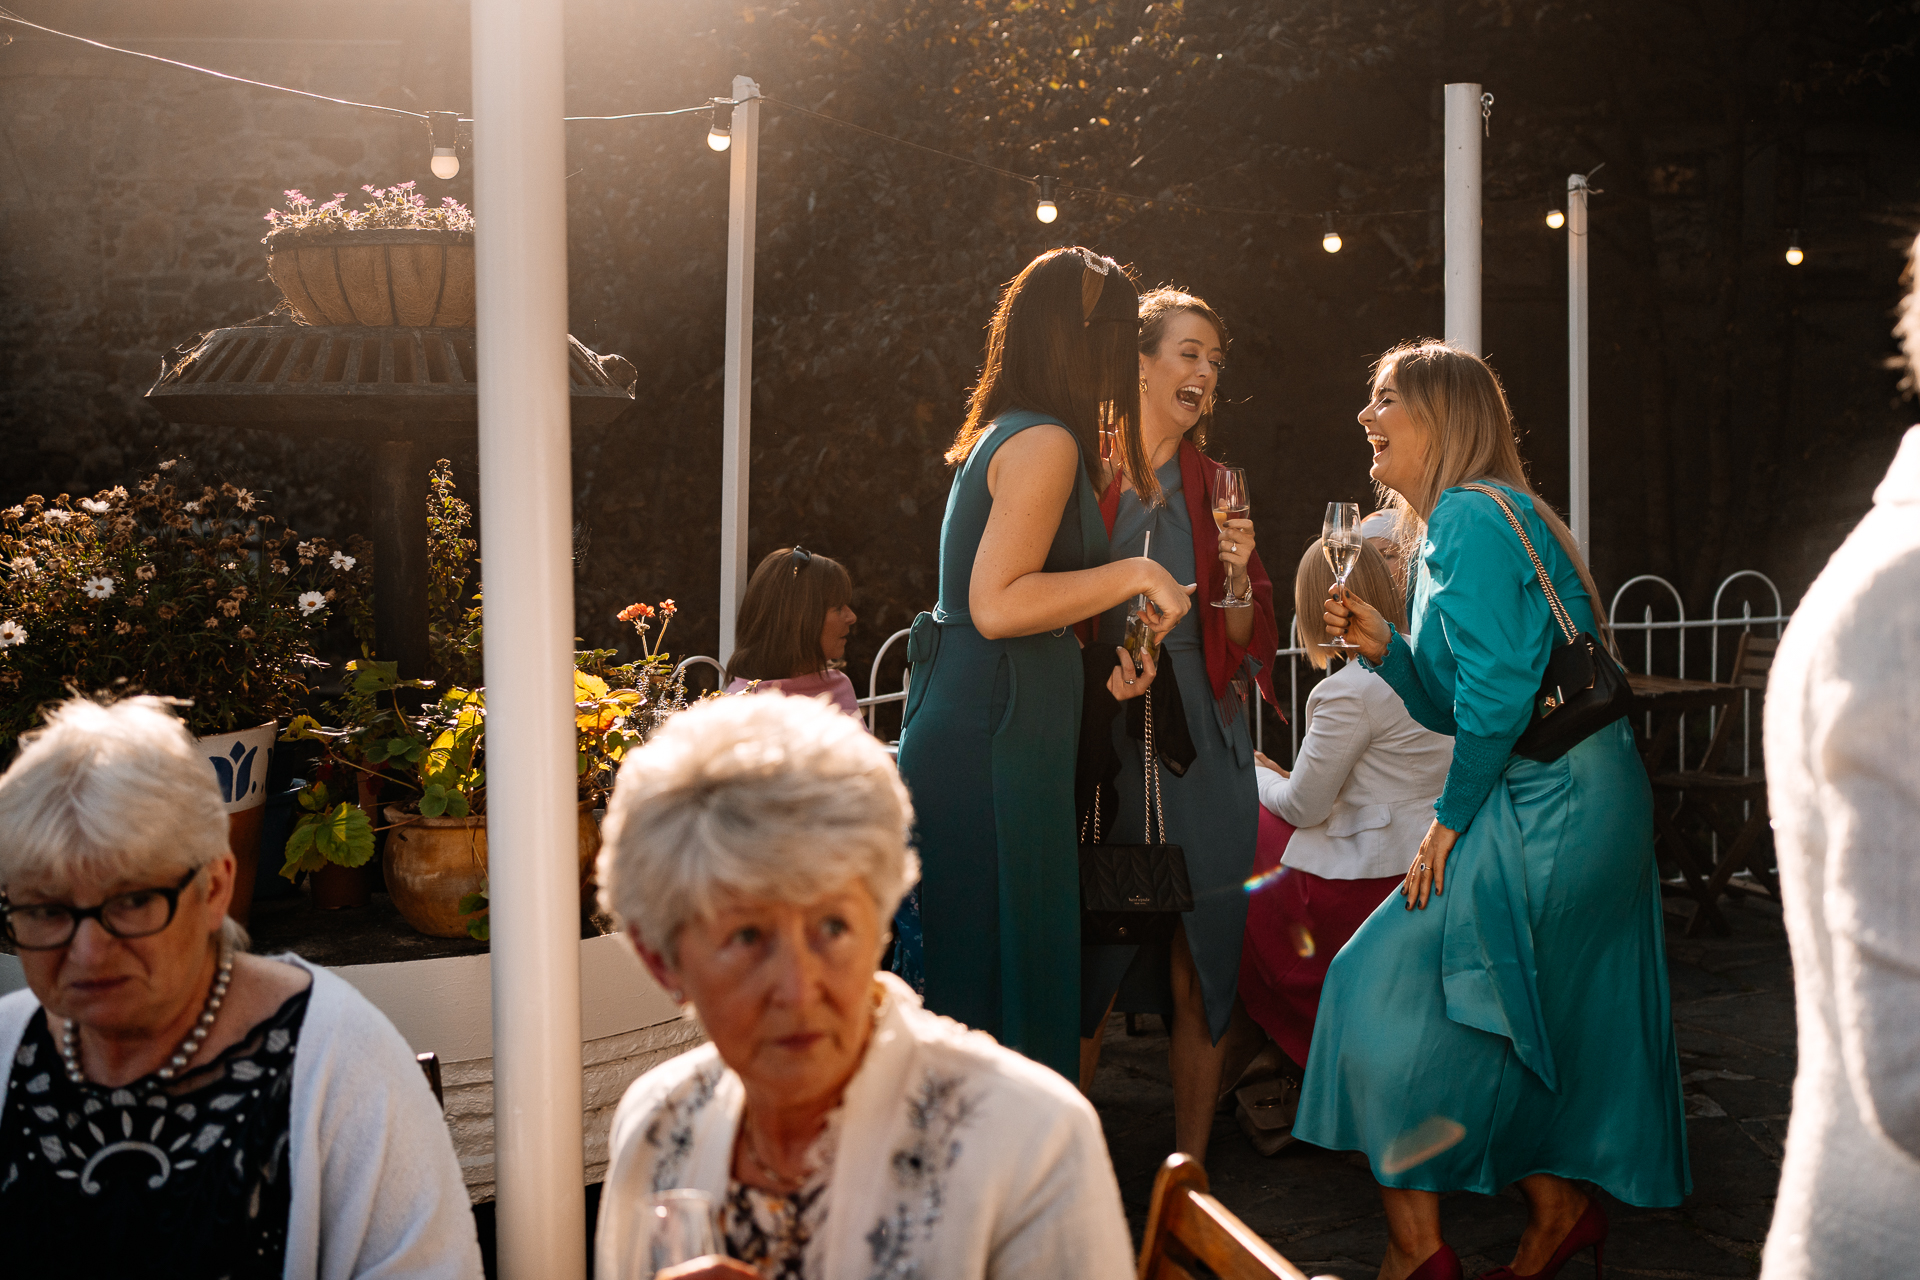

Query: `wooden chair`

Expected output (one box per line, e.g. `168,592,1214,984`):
1650,632,1778,937
1137,1153,1317,1280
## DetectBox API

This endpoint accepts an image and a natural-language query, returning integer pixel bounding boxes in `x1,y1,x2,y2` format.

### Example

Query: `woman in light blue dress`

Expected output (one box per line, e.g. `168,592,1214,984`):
1307,343,1689,1280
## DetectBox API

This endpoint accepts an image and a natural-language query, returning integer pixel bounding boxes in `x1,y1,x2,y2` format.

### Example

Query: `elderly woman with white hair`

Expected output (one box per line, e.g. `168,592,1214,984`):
595,693,1134,1280
0,696,481,1279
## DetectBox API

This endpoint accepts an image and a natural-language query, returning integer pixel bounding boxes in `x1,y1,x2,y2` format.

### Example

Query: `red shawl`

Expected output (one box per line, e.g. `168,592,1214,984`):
1094,440,1281,716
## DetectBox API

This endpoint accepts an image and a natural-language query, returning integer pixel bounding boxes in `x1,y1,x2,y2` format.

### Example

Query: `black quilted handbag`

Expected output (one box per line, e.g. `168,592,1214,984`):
1461,484,1634,764
1079,686,1194,946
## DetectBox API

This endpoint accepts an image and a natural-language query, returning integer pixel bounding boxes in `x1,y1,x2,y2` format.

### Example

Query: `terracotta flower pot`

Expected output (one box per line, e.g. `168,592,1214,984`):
193,720,278,927
384,805,600,939
266,228,475,327
312,860,372,910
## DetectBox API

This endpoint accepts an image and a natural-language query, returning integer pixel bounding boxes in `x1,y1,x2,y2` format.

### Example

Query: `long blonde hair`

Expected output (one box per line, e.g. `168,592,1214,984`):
1371,341,1612,645
1295,538,1405,670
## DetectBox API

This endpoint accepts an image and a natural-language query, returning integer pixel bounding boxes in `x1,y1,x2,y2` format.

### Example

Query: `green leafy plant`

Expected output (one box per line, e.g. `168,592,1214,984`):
0,463,368,744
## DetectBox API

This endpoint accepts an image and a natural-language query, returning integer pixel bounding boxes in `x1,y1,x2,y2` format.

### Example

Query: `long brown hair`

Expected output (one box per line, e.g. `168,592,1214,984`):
945,247,1157,507
1295,538,1404,671
724,546,853,684
1370,341,1612,645
1138,287,1230,451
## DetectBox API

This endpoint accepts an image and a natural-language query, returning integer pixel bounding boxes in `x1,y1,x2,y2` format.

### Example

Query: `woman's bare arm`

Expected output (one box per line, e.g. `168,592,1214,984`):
969,425,1191,641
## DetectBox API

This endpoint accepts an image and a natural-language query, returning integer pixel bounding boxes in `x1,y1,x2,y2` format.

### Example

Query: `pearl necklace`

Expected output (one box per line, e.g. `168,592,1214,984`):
60,943,234,1086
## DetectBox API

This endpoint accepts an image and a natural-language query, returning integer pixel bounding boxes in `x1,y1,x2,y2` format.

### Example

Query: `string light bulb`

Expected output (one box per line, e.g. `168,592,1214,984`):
707,102,732,152
1035,176,1058,224
1321,212,1342,254
428,111,460,180
1546,204,1565,230
1785,230,1804,266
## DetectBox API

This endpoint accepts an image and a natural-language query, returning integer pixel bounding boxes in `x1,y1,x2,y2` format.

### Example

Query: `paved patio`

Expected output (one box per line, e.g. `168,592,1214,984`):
1091,895,1795,1279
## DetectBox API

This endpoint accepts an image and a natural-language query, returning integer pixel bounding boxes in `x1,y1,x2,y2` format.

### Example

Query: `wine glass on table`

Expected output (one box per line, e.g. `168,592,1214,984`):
1323,501,1365,650
1211,467,1253,609
643,1189,720,1277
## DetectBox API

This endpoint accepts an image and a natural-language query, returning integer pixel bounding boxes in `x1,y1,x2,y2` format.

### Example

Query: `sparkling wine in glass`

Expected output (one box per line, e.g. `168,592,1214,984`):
1323,502,1364,650
645,1189,719,1277
1211,467,1253,609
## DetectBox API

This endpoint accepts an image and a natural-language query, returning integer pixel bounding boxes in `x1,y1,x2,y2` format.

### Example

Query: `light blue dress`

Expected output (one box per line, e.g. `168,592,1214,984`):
1293,482,1691,1206
1080,454,1258,1043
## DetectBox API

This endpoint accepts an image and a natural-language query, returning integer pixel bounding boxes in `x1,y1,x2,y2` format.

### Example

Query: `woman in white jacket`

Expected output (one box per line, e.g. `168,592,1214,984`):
1241,539,1452,1068
595,692,1133,1280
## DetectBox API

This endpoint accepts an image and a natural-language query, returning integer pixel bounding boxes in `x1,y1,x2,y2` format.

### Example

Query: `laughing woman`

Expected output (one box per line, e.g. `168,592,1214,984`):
1303,342,1688,1280
1077,288,1280,1163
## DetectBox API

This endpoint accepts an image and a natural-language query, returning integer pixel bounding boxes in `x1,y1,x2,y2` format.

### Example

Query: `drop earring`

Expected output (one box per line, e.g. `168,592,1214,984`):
1139,377,1148,393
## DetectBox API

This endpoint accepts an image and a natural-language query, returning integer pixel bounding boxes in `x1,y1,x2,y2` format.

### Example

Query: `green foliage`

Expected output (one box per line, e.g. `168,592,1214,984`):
0,463,368,743
457,882,490,941
280,780,376,876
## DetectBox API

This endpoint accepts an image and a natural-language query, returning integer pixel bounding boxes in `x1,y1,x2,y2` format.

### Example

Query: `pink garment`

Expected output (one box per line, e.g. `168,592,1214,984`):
724,669,862,719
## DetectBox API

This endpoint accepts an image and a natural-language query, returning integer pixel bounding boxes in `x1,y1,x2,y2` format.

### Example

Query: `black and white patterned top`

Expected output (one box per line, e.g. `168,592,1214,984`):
0,987,311,1279
720,1109,841,1279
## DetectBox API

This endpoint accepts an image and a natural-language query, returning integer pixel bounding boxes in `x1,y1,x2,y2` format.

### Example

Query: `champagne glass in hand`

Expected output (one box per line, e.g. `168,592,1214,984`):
1322,503,1365,649
645,1190,720,1277
1211,467,1253,609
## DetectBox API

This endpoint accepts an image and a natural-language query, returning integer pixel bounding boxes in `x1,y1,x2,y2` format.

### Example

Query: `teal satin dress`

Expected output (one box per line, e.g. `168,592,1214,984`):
1293,483,1691,1207
895,411,1109,1079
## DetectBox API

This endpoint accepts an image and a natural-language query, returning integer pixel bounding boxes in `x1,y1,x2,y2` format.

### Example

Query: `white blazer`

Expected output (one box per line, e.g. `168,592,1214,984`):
596,972,1134,1280
1256,659,1453,880
1760,427,1920,1278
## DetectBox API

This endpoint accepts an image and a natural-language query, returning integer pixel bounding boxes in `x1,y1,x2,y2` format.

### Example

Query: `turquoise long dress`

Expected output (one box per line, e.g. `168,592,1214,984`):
895,411,1109,1079
1081,454,1259,1043
1293,482,1691,1207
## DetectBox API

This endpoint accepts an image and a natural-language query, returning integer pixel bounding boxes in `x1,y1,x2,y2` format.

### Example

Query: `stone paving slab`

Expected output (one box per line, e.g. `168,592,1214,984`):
1091,894,1792,1278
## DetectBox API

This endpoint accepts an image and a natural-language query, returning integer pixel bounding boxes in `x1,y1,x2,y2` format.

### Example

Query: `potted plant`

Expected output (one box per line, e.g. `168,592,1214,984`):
0,464,368,920
280,463,687,938
263,183,476,327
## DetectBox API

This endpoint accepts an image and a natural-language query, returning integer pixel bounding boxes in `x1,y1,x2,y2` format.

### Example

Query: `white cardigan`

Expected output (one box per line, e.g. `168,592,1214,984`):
1761,427,1920,1278
1256,659,1453,880
596,973,1134,1280
0,959,482,1280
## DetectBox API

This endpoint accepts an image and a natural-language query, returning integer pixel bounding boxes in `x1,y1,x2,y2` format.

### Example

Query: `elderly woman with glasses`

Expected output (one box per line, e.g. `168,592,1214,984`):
0,696,481,1279
594,693,1134,1280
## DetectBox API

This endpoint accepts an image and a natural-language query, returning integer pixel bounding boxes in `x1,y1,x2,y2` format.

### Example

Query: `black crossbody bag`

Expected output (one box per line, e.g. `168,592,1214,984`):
1461,484,1633,763
1078,685,1195,945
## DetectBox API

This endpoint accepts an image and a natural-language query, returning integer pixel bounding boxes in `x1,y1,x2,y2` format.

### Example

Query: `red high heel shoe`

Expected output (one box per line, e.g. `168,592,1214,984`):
1477,1199,1608,1280
1406,1243,1464,1280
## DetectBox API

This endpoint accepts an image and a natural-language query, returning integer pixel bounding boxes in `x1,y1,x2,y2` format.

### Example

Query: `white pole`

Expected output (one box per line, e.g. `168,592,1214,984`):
1443,83,1484,355
471,2,585,1277
1567,172,1591,562
718,75,762,667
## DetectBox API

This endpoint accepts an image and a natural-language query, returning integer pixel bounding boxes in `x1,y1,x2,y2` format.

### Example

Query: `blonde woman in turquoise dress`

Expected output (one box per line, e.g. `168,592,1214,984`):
1311,343,1689,1280
895,248,1191,1079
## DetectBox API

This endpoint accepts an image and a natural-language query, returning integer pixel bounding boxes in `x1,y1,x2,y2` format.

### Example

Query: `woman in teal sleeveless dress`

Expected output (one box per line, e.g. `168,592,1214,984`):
894,248,1191,1079
1307,343,1689,1280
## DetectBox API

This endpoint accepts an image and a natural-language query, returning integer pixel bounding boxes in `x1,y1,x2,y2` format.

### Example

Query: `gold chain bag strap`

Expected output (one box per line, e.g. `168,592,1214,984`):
1461,483,1633,763
1078,686,1195,945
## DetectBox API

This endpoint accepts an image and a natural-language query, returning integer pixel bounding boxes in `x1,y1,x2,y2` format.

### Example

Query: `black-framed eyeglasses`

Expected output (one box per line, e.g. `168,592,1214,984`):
1,866,202,950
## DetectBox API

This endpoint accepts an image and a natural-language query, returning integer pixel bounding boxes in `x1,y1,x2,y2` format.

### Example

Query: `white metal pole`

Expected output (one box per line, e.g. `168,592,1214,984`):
718,75,762,667
471,2,585,1277
1567,173,1591,562
1443,83,1484,355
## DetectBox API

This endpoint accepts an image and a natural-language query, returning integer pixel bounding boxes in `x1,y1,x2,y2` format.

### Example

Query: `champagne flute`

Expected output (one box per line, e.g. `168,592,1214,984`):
1323,502,1364,650
645,1189,719,1277
1211,467,1253,609
1123,531,1159,670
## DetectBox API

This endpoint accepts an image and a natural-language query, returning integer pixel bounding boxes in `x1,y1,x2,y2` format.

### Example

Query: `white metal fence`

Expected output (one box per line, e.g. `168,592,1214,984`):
692,569,1796,773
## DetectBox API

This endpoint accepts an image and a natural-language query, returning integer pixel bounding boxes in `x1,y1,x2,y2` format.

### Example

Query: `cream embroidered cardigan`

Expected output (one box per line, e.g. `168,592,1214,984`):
595,973,1135,1280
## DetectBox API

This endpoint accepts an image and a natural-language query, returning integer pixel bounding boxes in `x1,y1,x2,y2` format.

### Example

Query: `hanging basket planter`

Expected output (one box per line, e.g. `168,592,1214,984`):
266,229,476,328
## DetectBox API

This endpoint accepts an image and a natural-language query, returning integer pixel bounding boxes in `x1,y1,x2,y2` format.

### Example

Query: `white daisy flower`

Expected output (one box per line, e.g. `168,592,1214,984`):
0,619,24,647
298,591,327,616
79,498,112,514
182,501,201,514
9,556,35,577
2,506,23,520
82,576,115,600
330,551,357,571
234,489,256,511
41,509,71,524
